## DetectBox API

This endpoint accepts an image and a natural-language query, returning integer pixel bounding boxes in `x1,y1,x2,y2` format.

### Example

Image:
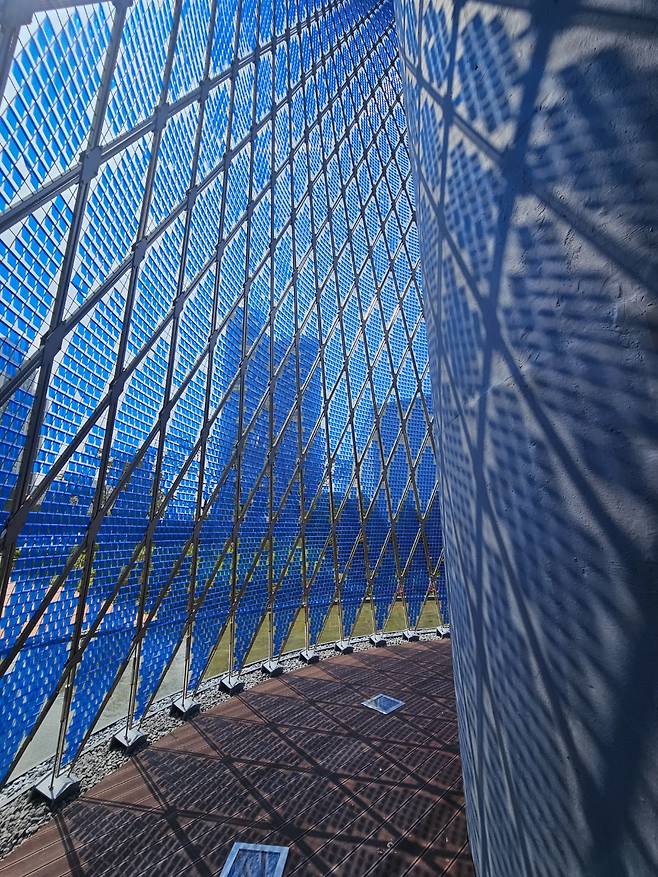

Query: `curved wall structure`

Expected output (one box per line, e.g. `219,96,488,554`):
396,0,658,875
0,0,444,790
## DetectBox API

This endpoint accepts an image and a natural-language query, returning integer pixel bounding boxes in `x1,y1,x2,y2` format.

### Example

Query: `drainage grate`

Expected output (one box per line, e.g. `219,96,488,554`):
361,694,405,714
218,842,289,877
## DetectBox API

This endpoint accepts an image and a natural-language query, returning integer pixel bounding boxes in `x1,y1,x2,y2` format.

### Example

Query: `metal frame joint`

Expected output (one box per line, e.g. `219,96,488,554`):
0,1,33,28
80,146,103,184
186,184,199,211
199,78,211,102
153,103,169,133
132,237,149,267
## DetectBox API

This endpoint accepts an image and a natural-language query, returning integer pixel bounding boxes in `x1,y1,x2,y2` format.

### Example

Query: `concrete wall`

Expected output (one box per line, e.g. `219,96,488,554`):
393,0,658,873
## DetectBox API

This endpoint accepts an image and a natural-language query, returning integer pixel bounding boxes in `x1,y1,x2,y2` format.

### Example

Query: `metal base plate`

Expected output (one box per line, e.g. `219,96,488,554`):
369,633,387,647
300,649,319,663
170,695,200,719
403,630,420,641
32,772,80,806
261,659,284,676
437,625,451,638
220,673,244,694
111,725,148,753
335,640,353,654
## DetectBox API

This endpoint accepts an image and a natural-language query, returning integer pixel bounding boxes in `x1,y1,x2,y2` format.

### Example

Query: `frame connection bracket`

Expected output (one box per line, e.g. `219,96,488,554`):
111,725,147,753
186,184,199,211
198,78,212,101
219,674,244,695
132,237,149,267
170,694,200,719
437,625,451,639
369,633,387,647
261,659,283,677
32,772,80,807
80,146,102,183
300,649,319,664
403,630,420,641
152,102,169,133
0,1,34,27
335,640,353,654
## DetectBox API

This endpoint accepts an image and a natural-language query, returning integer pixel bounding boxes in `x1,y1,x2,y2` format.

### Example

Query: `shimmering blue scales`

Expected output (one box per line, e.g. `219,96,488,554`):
0,0,442,785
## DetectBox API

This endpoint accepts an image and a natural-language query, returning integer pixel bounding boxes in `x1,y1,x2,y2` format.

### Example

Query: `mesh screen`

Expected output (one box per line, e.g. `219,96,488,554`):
0,0,443,784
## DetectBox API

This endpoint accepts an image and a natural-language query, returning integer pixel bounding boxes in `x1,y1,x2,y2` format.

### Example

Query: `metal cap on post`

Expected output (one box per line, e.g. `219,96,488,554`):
219,673,244,695
369,633,387,647
111,725,148,753
170,694,201,719
32,772,80,807
261,659,283,676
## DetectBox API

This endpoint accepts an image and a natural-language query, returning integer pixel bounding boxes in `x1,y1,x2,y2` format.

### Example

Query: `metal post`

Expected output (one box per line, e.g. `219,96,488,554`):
281,20,313,667
220,0,262,694
171,0,220,720
262,17,280,678
111,0,186,751
29,1,135,803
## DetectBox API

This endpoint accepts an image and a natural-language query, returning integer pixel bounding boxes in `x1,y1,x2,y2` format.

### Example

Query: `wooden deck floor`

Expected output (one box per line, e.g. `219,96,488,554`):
1,640,474,876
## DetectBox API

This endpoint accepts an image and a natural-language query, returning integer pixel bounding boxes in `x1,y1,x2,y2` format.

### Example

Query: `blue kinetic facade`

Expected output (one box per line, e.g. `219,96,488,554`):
0,0,443,787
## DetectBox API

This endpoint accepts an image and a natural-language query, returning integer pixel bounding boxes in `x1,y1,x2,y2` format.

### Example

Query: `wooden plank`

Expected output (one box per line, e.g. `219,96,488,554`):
0,640,474,877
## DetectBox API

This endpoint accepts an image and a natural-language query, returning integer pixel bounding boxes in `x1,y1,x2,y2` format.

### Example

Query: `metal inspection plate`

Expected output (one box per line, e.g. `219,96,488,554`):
218,842,289,877
361,694,405,714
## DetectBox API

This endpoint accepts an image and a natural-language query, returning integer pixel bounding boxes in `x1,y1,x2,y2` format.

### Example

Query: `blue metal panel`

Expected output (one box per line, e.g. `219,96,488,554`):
0,0,441,787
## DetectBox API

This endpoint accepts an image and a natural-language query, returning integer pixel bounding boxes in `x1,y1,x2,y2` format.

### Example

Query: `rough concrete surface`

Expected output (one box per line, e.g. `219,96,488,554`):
395,0,658,874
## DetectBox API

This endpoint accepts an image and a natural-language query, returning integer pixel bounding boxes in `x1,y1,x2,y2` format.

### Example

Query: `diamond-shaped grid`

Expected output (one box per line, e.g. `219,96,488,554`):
0,0,441,788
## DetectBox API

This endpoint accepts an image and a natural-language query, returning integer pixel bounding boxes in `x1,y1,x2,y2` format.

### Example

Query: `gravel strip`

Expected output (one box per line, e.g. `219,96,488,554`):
0,630,444,860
